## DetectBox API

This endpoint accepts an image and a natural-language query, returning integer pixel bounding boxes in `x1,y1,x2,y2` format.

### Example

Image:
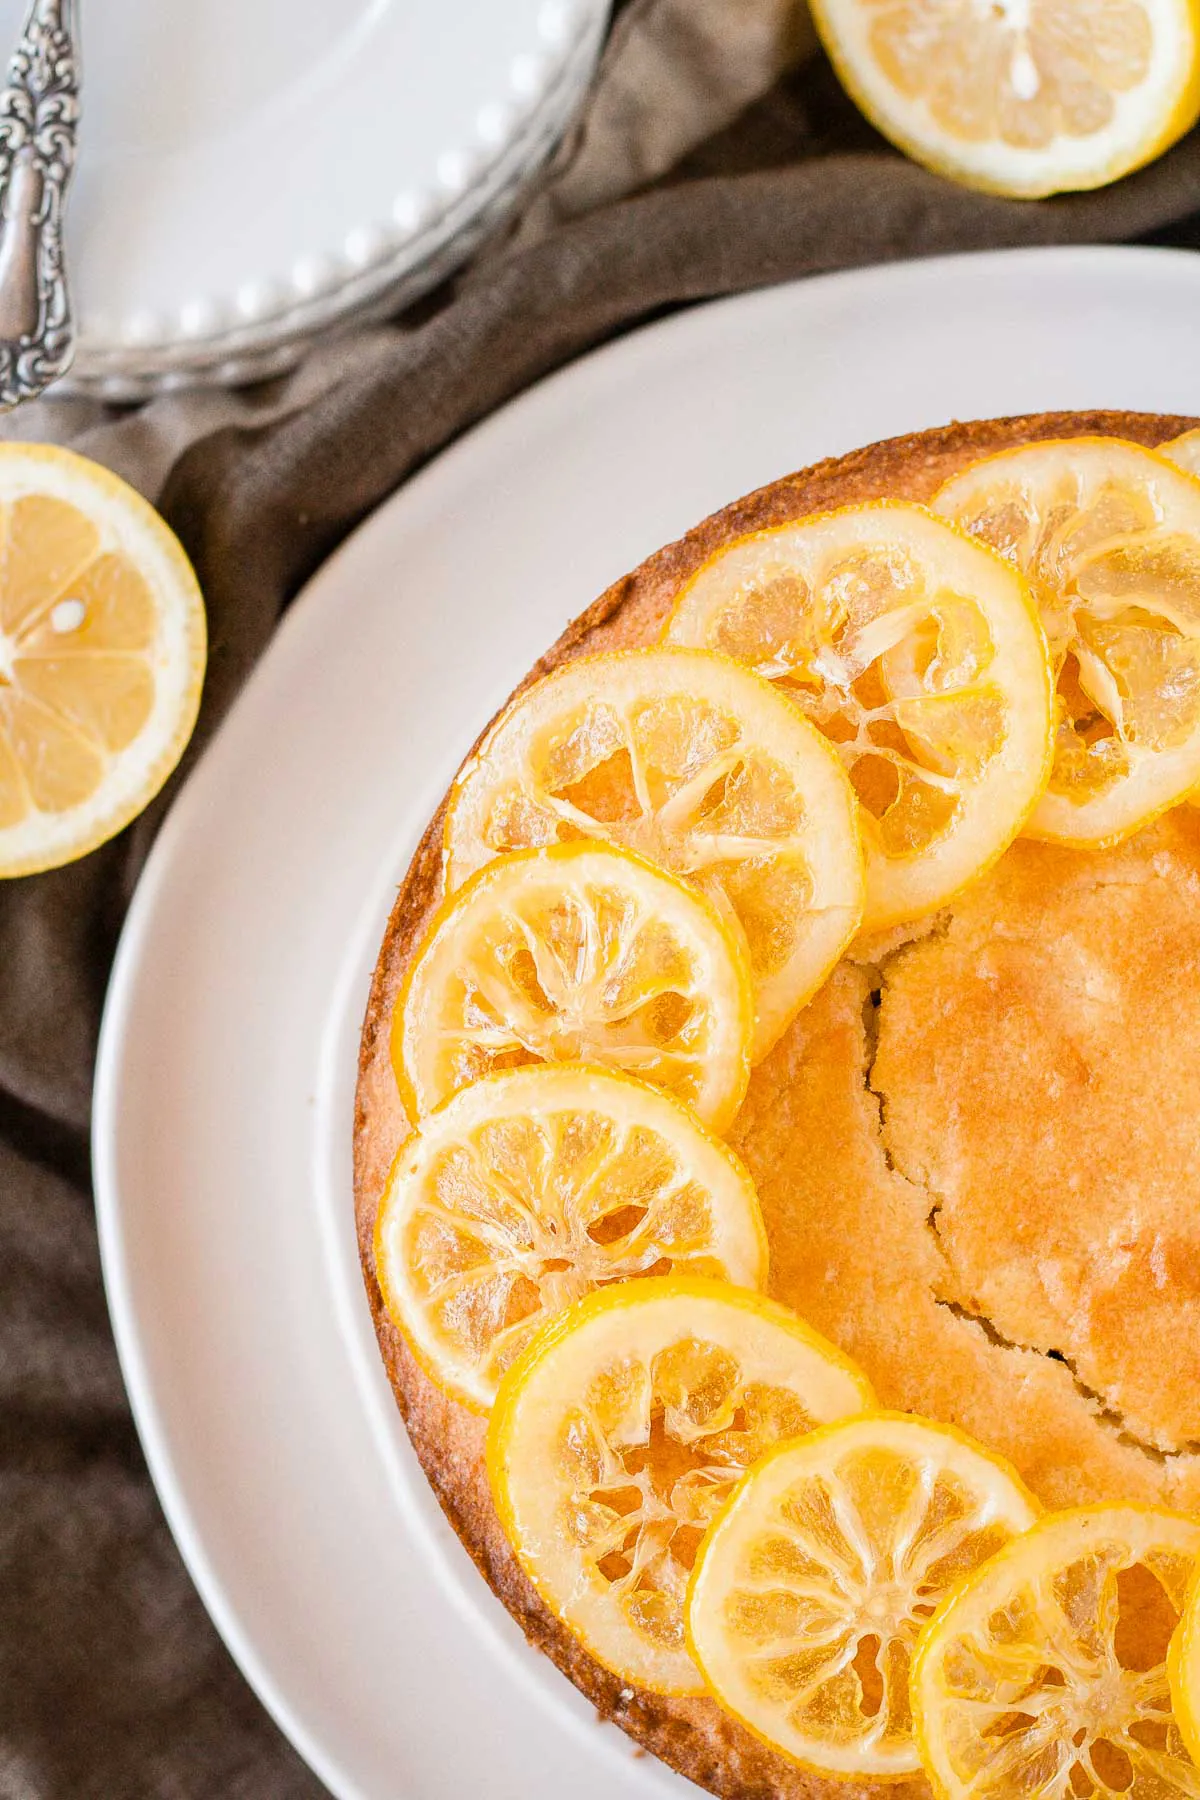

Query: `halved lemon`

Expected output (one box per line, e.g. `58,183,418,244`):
392,842,753,1130
936,437,1200,846
1167,1562,1200,1770
0,444,206,877
809,0,1200,199
444,648,864,1060
663,501,1052,933
912,1504,1200,1799
1162,427,1200,480
373,1064,768,1410
486,1275,875,1695
685,1412,1039,1778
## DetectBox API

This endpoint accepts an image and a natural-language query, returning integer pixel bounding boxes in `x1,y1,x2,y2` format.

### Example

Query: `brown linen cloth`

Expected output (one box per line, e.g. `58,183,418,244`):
4,3,1200,1794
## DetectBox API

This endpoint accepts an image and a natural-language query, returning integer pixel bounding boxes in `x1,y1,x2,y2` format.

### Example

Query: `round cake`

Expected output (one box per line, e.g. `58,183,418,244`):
354,409,1200,1798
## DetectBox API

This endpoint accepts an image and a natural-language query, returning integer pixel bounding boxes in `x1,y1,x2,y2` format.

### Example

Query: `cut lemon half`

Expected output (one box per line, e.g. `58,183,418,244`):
1167,1562,1200,1770
1162,426,1200,480
444,648,864,1060
392,842,753,1130
373,1064,768,1410
809,0,1200,199
686,1412,1039,1778
0,444,206,877
486,1276,875,1695
664,502,1052,933
912,1504,1200,1800
936,437,1200,846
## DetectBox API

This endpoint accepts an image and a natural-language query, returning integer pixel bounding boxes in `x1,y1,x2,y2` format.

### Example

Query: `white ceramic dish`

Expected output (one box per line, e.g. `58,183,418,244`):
0,0,607,392
94,247,1200,1799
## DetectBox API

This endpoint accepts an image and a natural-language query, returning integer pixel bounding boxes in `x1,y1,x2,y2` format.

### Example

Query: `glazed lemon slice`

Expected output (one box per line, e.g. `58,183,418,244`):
664,502,1052,934
0,444,206,877
1162,426,1200,479
392,842,753,1129
486,1276,875,1695
912,1504,1200,1800
444,648,864,1060
809,0,1200,199
1167,1562,1200,1770
936,437,1200,846
685,1413,1039,1778
374,1064,768,1410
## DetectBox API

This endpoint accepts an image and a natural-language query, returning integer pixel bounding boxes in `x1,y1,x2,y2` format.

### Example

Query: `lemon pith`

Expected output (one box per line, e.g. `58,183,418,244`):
1167,1564,1200,1771
373,1063,768,1410
486,1276,875,1695
686,1412,1040,1777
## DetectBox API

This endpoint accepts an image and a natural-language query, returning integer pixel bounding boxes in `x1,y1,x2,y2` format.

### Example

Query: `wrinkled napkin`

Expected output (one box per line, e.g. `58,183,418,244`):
3,3,1200,1792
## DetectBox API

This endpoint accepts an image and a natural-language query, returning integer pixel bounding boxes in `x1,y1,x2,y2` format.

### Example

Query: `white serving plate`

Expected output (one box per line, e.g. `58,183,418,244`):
0,0,607,391
94,247,1200,1799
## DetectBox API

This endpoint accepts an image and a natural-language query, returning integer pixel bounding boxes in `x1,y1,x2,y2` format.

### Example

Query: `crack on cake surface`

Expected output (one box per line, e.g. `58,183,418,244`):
932,1297,1200,1464
857,925,951,1229
856,911,1200,1471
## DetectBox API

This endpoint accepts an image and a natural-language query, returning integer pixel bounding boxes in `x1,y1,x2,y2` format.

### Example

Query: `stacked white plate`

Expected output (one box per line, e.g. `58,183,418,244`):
10,0,610,397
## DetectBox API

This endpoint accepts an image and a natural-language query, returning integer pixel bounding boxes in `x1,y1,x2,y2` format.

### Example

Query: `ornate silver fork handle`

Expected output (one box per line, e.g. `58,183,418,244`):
0,0,78,407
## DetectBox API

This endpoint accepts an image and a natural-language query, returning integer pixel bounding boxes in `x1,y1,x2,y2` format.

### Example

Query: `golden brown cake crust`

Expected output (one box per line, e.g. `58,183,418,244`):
353,410,1200,1799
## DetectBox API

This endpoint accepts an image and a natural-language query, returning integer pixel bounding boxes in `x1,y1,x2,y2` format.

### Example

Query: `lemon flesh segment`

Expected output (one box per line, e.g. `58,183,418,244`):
685,1412,1039,1777
444,648,865,1062
0,446,206,877
663,502,1052,934
912,1504,1200,1800
935,437,1200,846
373,1064,769,1411
1162,427,1200,480
486,1276,875,1695
392,841,754,1131
809,0,1200,199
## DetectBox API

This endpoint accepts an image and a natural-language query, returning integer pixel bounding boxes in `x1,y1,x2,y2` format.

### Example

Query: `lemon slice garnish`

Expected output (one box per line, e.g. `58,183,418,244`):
686,1412,1039,1777
0,444,206,877
663,501,1052,933
913,1503,1200,1798
936,436,1200,845
374,1064,768,1410
445,647,864,1060
809,0,1200,198
486,1276,875,1695
392,841,754,1130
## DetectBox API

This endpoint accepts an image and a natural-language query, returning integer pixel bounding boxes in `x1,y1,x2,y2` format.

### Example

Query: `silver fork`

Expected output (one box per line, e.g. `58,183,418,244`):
0,0,78,407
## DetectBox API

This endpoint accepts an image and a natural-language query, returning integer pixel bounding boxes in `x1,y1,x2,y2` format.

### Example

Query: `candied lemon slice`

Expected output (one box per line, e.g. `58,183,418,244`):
486,1276,875,1695
392,842,753,1130
809,0,1200,199
936,437,1200,846
1167,1563,1200,1770
0,444,206,877
374,1064,768,1410
663,502,1052,933
912,1504,1200,1799
685,1412,1039,1777
1162,426,1200,480
444,648,864,1060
